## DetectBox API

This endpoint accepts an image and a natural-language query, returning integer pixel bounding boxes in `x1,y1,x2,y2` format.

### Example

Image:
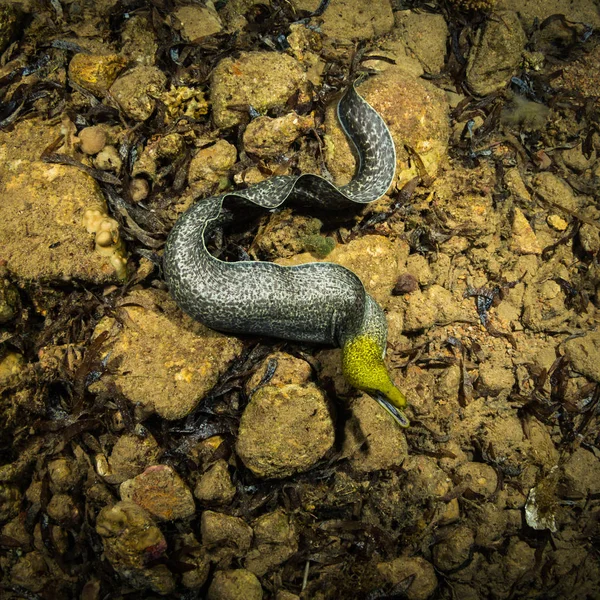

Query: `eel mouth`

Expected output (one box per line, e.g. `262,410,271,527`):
369,392,410,428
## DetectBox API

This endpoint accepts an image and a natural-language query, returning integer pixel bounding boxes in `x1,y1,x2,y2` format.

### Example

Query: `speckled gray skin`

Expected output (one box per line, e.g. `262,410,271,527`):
164,83,396,352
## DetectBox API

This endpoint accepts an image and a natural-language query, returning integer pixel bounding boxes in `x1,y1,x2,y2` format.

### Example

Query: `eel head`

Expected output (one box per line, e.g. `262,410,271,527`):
342,334,410,428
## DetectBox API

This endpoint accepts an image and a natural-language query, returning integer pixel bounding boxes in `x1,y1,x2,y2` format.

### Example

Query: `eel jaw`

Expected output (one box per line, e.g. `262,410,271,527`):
368,391,410,428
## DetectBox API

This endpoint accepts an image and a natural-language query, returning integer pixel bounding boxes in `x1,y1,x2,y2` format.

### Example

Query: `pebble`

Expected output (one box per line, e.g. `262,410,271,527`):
69,53,126,95
547,214,568,231
377,556,438,600
120,465,196,521
510,208,542,255
194,459,236,505
207,569,263,600
78,125,107,155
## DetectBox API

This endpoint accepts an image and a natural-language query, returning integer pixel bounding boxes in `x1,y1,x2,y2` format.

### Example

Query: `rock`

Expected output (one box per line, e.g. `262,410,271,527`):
194,459,236,505
47,493,80,527
130,177,150,202
0,271,19,324
78,125,107,155
245,352,313,394
579,210,600,254
178,535,210,590
0,5,19,54
102,429,162,484
110,66,167,121
394,11,448,74
503,167,531,202
10,551,48,593
496,0,600,32
201,511,253,563
2,516,32,550
120,465,195,521
278,235,402,305
432,525,475,572
48,458,81,493
253,210,323,259
432,164,498,237
211,52,306,128
403,285,471,332
466,11,526,96
0,118,127,282
91,289,243,420
522,279,573,332
477,357,515,397
325,69,449,187
188,140,237,196
393,273,419,294
533,172,580,212
121,15,159,66
0,483,20,522
510,208,542,255
403,456,452,503
562,144,595,172
405,254,434,287
291,0,394,40
504,538,536,581
275,592,300,600
564,331,600,382
236,383,334,478
96,501,175,594
94,145,122,171
207,569,263,600
69,53,126,95
162,85,209,123
547,214,568,231
342,393,409,472
561,446,600,498
245,510,298,576
0,351,24,387
243,112,314,157
455,462,498,498
377,556,438,600
174,5,223,41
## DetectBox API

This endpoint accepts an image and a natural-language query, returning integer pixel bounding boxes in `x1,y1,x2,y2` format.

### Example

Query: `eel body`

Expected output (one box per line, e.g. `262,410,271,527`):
164,82,409,426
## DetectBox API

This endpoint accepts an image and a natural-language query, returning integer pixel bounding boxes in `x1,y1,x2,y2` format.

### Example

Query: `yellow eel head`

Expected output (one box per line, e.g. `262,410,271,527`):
342,334,410,428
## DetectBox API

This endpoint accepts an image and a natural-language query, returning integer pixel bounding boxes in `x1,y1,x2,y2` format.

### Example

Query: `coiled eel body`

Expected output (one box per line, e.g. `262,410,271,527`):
164,82,409,427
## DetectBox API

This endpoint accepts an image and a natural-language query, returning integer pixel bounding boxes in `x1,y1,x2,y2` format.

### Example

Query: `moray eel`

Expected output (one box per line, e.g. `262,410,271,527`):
164,81,409,427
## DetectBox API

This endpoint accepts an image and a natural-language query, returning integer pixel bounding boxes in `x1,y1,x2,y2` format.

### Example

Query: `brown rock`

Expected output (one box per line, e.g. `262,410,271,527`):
69,53,126,95
91,289,243,420
211,52,306,128
377,556,438,600
466,11,526,96
243,112,314,157
174,5,222,41
236,383,334,478
194,459,236,505
511,208,542,255
201,511,253,564
110,66,167,121
96,501,174,594
292,0,394,40
105,430,162,484
343,393,409,472
564,330,600,382
207,569,263,600
455,462,498,498
120,465,195,521
245,510,298,576
432,525,475,572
